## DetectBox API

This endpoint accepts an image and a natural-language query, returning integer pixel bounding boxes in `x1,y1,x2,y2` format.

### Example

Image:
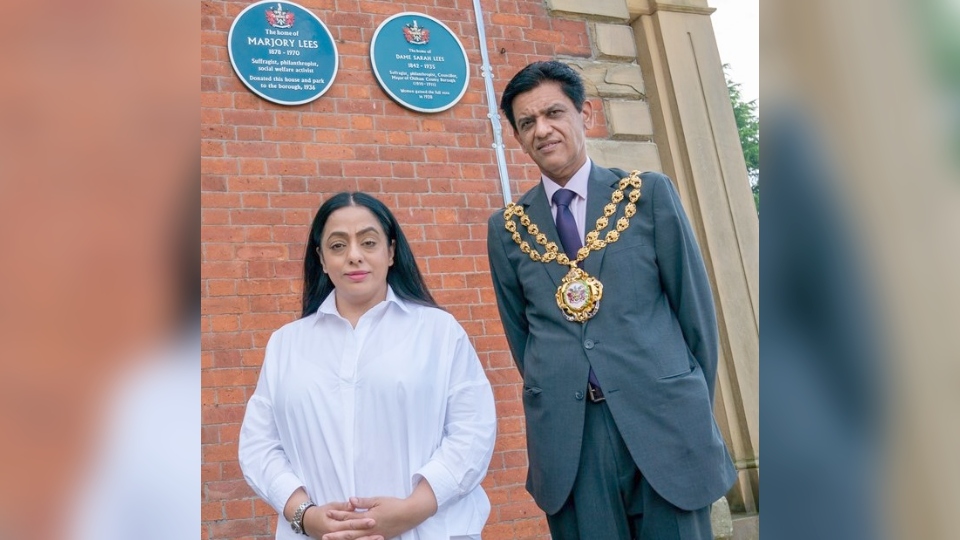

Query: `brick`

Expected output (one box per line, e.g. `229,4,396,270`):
342,162,392,178
411,131,458,147
245,260,276,277
236,245,287,261
202,331,252,351
202,501,223,521
423,224,473,241
208,518,268,538
249,295,280,313
202,261,246,279
240,312,293,330
203,158,238,175
203,192,242,208
254,499,275,516
202,463,222,483
281,177,307,192
216,387,248,405
499,417,525,435
275,261,302,278
263,128,313,142
482,522,516,540
201,425,219,445
335,99,382,115
491,13,530,26
200,122,237,140
206,368,260,392
447,148,495,164
499,501,540,521
220,423,241,443
213,349,242,368
231,210,284,225
203,226,244,243
209,315,239,333
202,443,238,463
201,403,246,424
275,111,300,127
265,160,318,176
433,288,481,306
373,115,419,132
278,143,304,159
426,256,476,274
220,461,246,486
379,145,423,162
223,499,253,520
392,162,415,178
239,159,267,175
222,110,275,127
488,466,527,487
234,127,263,142
513,517,550,538
284,209,314,225
228,177,279,192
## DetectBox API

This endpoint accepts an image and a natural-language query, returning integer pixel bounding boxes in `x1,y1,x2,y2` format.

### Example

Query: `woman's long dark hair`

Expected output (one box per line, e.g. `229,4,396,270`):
302,192,438,317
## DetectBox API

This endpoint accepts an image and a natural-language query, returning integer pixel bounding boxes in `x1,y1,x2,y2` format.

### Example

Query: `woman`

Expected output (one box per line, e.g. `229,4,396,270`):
239,192,497,540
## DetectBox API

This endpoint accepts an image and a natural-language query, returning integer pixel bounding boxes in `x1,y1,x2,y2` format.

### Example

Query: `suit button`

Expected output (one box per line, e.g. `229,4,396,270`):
575,391,584,400
584,339,595,349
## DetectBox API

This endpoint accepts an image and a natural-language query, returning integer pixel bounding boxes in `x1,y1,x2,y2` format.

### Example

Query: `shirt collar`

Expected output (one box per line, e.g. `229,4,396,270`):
316,285,410,322
541,158,592,206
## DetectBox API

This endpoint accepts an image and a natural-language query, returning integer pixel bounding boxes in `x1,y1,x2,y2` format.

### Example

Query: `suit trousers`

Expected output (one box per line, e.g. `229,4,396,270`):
546,400,714,540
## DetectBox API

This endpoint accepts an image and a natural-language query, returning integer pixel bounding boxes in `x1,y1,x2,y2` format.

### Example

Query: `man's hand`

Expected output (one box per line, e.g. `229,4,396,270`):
302,501,381,540
321,481,438,540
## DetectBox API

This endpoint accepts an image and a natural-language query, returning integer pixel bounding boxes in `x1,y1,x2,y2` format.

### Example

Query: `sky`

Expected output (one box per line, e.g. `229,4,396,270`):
708,0,759,106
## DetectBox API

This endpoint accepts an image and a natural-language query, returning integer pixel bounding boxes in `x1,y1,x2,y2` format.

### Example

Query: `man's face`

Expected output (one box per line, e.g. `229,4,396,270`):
511,81,593,186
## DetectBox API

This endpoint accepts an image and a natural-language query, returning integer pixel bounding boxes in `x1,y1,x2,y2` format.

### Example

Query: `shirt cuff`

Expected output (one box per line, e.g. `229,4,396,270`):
268,472,304,515
413,460,461,509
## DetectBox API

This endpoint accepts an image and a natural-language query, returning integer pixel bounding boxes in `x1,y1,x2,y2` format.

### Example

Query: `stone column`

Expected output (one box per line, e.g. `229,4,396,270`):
627,0,760,514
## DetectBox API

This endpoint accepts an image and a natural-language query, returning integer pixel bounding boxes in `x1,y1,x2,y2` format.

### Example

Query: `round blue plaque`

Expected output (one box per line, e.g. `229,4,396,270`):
228,1,338,106
370,13,470,113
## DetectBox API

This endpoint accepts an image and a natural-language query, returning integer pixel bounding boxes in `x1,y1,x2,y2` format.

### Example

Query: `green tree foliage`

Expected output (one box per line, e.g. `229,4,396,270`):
724,65,759,211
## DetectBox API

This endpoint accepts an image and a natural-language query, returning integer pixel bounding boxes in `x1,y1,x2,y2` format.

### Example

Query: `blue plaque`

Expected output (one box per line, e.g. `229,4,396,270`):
370,13,470,113
228,1,338,106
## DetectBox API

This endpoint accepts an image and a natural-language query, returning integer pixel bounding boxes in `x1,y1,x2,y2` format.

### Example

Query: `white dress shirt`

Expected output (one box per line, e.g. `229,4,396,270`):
239,287,497,540
541,158,592,243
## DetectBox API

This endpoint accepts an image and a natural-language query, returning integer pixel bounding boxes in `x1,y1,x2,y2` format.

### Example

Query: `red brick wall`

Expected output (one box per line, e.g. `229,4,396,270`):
201,1,606,538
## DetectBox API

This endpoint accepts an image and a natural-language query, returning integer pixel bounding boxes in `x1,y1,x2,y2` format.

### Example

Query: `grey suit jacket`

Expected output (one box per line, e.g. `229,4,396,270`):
487,164,736,514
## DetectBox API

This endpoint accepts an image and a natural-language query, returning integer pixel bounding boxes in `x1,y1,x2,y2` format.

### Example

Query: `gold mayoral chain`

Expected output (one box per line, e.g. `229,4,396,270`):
503,171,643,323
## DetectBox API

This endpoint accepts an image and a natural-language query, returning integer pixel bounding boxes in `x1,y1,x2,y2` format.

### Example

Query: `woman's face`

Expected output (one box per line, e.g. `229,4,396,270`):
318,205,395,318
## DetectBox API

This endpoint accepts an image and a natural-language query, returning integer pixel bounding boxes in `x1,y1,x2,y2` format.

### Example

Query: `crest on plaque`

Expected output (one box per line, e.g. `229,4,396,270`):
402,20,430,45
265,3,295,28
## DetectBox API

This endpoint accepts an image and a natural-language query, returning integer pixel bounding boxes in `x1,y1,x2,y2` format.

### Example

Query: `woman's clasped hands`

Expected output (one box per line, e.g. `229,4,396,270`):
310,483,438,540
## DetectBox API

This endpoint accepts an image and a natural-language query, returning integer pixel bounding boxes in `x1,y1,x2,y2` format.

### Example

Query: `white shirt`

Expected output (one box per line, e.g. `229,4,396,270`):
69,332,200,540
239,287,497,540
541,158,592,243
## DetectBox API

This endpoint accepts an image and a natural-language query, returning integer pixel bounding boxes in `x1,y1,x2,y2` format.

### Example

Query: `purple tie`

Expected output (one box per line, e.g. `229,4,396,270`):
552,189,603,397
552,189,582,260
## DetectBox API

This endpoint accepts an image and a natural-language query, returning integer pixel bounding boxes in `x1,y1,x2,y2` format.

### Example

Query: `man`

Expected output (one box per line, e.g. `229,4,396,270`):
486,60,736,539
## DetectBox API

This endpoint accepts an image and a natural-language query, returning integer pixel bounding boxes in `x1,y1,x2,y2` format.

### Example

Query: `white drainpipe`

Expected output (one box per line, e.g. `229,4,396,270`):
471,0,512,205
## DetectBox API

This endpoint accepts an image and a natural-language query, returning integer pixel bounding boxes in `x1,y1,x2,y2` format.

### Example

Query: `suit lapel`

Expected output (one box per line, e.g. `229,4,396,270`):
521,184,568,288
582,164,620,280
